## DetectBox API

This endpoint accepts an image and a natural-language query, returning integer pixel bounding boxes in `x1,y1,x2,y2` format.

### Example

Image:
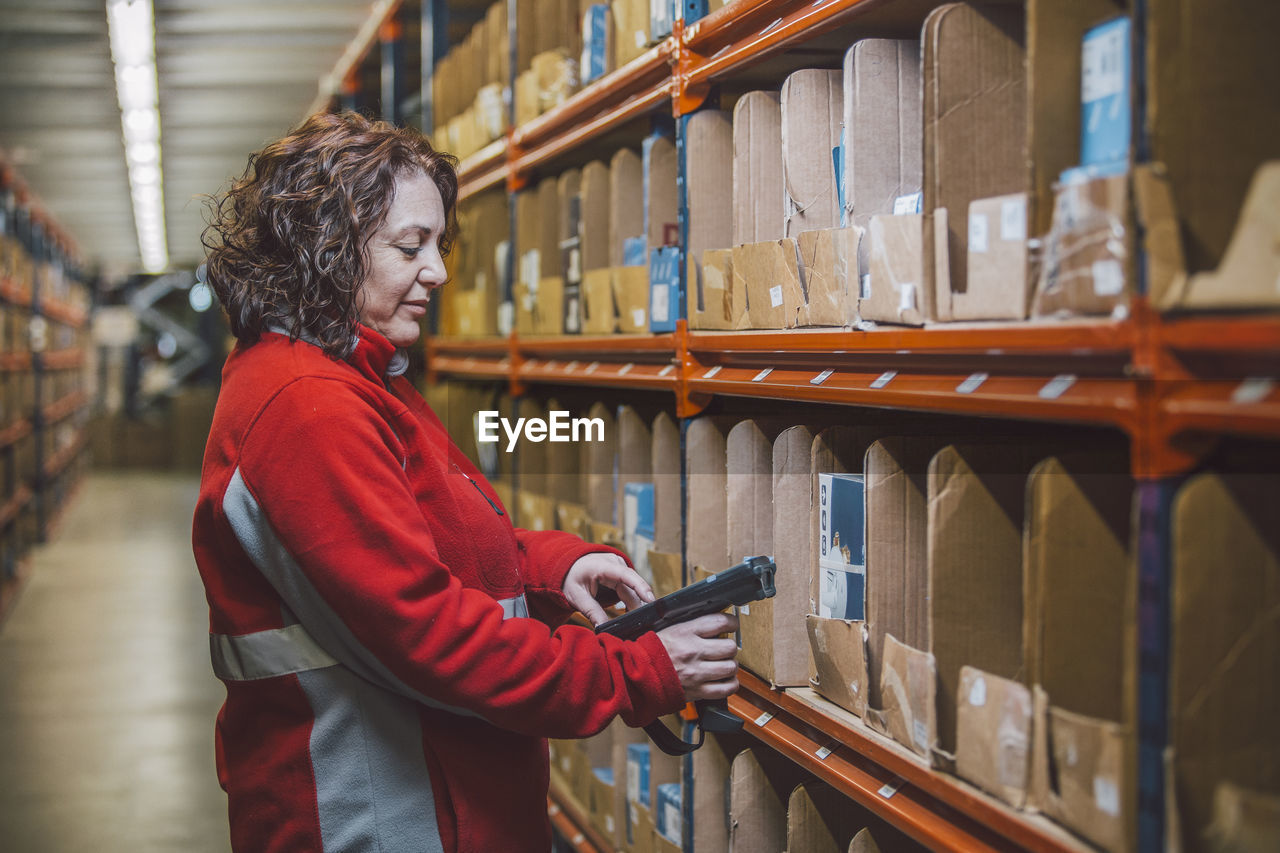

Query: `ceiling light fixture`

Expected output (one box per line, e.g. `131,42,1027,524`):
107,0,168,274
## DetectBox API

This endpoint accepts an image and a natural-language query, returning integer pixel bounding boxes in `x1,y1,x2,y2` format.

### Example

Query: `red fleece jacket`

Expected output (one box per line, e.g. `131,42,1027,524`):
191,327,684,853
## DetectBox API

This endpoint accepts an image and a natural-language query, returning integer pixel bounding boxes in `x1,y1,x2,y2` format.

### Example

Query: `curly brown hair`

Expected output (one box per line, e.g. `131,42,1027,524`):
203,111,458,358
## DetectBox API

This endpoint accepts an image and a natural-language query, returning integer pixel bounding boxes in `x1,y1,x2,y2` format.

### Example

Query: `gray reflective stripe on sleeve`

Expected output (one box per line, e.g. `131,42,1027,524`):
221,467,485,721
297,665,444,853
498,594,528,619
210,624,338,681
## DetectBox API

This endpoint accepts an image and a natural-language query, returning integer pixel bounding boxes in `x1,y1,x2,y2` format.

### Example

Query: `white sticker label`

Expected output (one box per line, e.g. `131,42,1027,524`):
739,604,749,615
968,675,987,707
702,365,722,379
1094,775,1121,817
627,762,641,803
632,308,646,328
1039,374,1078,400
898,283,918,313
635,29,645,48
566,360,580,371
878,778,904,799
913,719,929,749
956,372,989,394
663,803,681,843
618,363,634,375
658,364,675,377
652,284,670,323
1082,25,1126,103
815,746,833,760
871,371,897,389
606,814,615,835
754,711,774,727
1232,377,1275,405
769,285,784,308
1092,259,1125,296
585,362,600,374
968,214,990,254
894,192,921,215
1001,198,1027,242
811,369,834,386
752,367,773,382
860,273,871,299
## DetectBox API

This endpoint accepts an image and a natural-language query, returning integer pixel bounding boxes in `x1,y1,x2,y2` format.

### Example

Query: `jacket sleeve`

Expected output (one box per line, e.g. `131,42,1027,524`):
514,529,630,626
227,377,684,738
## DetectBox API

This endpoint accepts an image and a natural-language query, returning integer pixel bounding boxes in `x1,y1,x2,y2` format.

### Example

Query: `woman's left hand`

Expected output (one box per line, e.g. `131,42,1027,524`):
563,552,656,627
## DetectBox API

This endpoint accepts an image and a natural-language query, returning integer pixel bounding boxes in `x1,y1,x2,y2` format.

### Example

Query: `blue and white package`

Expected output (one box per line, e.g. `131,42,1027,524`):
581,5,610,85
817,472,866,620
648,245,680,332
626,743,651,807
655,782,682,843
623,482,655,585
1080,16,1130,174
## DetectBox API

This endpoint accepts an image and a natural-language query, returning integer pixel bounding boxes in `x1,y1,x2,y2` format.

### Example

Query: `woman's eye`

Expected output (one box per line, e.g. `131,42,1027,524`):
398,246,421,258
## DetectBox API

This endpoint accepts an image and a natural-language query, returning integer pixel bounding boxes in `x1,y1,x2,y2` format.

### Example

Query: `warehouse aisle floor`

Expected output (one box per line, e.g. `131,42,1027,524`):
0,473,231,852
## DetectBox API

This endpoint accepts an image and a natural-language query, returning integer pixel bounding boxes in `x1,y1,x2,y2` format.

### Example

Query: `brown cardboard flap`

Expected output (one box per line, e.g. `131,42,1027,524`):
687,110,734,282
782,70,844,236
848,827,884,853
956,666,1032,808
766,426,818,686
1133,164,1187,311
585,401,617,524
798,226,861,327
875,633,937,759
864,214,928,326
1031,173,1133,318
806,615,870,718
557,501,592,541
617,404,653,543
733,91,785,245
532,48,576,114
727,419,784,565
686,417,732,574
589,519,625,550
646,135,679,252
947,193,1029,321
647,550,682,598
1206,783,1280,853
691,247,735,330
517,491,556,532
613,265,650,332
534,276,565,335
581,160,613,272
652,411,682,554
729,747,809,853
693,729,755,853
734,239,805,330
1176,161,1280,310
610,148,644,268
787,782,870,853
1171,473,1280,852
582,267,618,334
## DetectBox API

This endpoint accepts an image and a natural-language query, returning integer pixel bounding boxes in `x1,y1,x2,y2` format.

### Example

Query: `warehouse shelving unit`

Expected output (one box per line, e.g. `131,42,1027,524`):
327,1,1279,851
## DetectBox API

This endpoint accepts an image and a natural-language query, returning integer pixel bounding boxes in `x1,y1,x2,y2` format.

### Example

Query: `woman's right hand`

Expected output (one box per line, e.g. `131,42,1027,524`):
656,612,741,702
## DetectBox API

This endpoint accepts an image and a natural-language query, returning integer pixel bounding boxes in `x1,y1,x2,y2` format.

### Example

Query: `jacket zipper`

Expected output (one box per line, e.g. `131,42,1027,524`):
453,462,505,516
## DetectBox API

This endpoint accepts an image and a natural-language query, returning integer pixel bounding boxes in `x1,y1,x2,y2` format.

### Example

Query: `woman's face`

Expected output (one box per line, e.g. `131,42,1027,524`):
357,169,448,348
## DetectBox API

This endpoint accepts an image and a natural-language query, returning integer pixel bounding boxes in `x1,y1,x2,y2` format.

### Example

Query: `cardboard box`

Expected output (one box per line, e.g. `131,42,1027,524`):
648,550,682,598
590,766,619,841
581,160,612,272
515,68,540,125
686,110,734,319
781,69,843,237
485,1,508,88
534,276,565,335
726,419,783,565
644,132,678,252
582,268,617,333
1203,783,1280,853
558,169,585,334
941,192,1029,321
691,248,743,330
806,616,870,719
797,226,860,327
728,747,809,853
787,782,883,853
581,4,613,84
733,239,804,330
862,213,940,326
927,443,1046,756
1147,0,1280,276
613,265,650,332
617,404,652,542
623,482,655,583
585,401,617,525
557,501,593,541
955,666,1033,807
610,148,645,268
740,426,815,687
922,3,1027,325
654,782,681,846
844,39,922,277
1171,473,1280,853
693,729,755,853
612,0,649,68
870,634,937,759
733,91,784,246
1168,162,1280,310
1031,171,1132,318
1079,16,1131,173
685,417,732,574
533,48,577,114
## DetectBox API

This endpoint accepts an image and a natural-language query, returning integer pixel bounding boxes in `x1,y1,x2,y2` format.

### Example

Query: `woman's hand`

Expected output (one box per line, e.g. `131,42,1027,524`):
563,552,656,627
657,612,740,702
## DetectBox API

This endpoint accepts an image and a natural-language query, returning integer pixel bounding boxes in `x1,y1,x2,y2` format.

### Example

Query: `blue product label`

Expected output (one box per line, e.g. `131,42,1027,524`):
1080,17,1131,168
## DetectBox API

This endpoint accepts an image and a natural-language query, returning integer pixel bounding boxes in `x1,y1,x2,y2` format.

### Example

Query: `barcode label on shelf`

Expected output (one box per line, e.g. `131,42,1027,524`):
878,778,904,799
754,711,774,727
548,803,561,817
752,367,773,382
956,372,989,394
584,362,600,374
1232,377,1275,405
566,361,580,371
871,371,897,389
815,746,833,760
1039,374,1077,399
544,360,558,371
703,366,722,379
571,833,584,845
618,363,634,375
658,364,676,377
811,369,834,386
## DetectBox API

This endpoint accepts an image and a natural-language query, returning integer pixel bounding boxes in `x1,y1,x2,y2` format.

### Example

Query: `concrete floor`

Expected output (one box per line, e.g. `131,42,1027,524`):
0,473,232,852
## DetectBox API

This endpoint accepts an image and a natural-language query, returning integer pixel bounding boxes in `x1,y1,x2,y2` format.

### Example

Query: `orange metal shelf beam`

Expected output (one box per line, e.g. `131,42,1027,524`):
43,429,88,480
519,333,677,358
41,390,87,426
456,139,508,202
428,336,511,358
1155,312,1280,355
41,348,84,370
0,485,33,529
0,351,32,372
428,354,512,382
0,419,32,451
39,299,88,328
521,358,680,393
0,275,32,307
548,788,611,853
730,670,1091,853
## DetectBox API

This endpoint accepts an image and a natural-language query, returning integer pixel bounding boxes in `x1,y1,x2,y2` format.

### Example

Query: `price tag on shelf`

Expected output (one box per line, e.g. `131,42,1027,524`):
618,363,634,376
811,369,834,386
584,362,600,374
877,777,904,799
752,367,773,382
956,372,989,394
754,711,774,727
871,370,897,389
544,360,558,371
815,745,833,760
703,365,722,379
658,364,676,377
497,359,510,369
463,357,477,368
1232,377,1275,405
1039,374,1077,400
565,360,580,372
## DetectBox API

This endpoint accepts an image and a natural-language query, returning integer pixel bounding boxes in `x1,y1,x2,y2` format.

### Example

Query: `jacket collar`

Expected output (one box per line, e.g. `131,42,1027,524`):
267,323,409,381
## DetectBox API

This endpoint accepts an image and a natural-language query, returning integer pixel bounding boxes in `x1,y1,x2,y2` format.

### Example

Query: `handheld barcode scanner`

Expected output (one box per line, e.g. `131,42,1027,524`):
595,555,777,755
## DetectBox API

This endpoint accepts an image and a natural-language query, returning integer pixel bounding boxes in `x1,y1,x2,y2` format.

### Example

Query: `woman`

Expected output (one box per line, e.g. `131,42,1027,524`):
193,111,738,853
